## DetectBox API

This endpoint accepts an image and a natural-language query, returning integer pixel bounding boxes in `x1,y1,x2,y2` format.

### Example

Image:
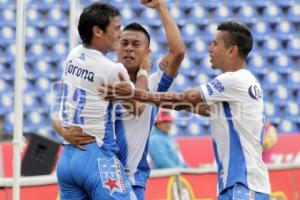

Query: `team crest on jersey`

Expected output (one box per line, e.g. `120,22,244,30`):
248,85,262,100
97,157,126,195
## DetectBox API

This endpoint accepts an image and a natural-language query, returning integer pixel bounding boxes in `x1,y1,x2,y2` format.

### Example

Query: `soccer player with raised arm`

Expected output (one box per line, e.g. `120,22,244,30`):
104,21,270,199
55,3,136,200
53,0,185,199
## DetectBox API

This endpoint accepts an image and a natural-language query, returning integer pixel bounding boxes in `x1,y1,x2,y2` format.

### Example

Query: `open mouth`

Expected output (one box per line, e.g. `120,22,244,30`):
123,56,134,61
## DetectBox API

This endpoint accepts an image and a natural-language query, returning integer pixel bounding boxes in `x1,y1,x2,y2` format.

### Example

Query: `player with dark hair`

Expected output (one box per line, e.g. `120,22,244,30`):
103,21,270,199
53,0,185,199
55,2,136,199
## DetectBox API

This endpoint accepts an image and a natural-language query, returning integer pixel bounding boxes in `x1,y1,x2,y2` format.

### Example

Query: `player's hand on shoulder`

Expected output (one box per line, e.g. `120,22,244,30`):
98,73,135,100
141,0,164,9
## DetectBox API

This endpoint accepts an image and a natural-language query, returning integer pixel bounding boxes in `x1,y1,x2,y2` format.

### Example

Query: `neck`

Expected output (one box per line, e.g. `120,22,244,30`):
223,59,246,72
85,40,107,55
128,70,139,82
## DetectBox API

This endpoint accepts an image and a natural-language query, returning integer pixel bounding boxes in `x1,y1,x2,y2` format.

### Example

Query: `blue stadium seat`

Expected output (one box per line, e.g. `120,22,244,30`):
213,5,233,22
188,4,209,25
251,21,271,41
247,53,268,75
202,1,221,9
169,4,185,25
3,112,14,133
274,20,296,40
0,63,14,80
261,37,283,57
272,54,293,74
285,101,300,123
34,77,51,95
287,70,300,90
4,44,15,63
181,23,200,43
181,57,198,78
0,79,12,94
23,80,35,94
275,0,294,7
0,0,12,9
186,121,205,136
190,38,207,59
203,23,218,42
238,3,259,23
272,85,293,106
0,26,15,44
264,101,281,124
24,111,47,133
287,3,300,23
46,8,68,26
262,71,284,90
26,43,48,61
141,8,160,26
50,42,68,61
23,93,39,113
200,55,221,76
286,37,300,57
193,73,210,87
26,8,44,27
0,8,15,26
26,26,42,44
0,93,13,115
262,4,284,23
277,119,298,133
120,5,137,22
43,25,66,44
172,74,190,92
33,60,54,78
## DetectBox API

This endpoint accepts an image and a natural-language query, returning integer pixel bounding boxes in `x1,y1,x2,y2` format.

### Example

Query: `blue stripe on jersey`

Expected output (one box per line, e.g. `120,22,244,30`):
212,140,224,192
115,104,128,167
222,102,248,190
134,106,157,187
134,72,174,187
157,73,174,92
102,101,118,152
259,115,266,146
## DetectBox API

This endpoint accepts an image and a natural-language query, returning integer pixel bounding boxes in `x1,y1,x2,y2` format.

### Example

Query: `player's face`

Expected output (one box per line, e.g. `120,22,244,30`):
102,16,122,52
117,30,150,73
208,31,231,70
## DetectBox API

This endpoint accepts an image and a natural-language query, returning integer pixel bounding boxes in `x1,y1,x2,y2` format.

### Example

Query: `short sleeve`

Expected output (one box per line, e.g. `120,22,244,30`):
148,67,174,92
199,72,237,104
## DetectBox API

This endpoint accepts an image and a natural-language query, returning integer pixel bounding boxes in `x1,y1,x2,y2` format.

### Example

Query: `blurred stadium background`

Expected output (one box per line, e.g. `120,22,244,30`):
0,0,299,199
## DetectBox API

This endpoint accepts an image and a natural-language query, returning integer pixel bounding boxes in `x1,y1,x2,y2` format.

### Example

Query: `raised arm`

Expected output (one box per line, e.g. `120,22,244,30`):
142,0,185,76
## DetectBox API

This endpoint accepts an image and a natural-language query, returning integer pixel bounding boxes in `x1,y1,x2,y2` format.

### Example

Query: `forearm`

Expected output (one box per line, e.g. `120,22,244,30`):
133,89,184,106
52,118,65,138
157,3,185,56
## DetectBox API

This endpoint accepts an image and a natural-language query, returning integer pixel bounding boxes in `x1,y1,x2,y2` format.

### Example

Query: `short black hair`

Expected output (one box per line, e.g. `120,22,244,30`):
217,21,253,60
78,2,120,45
123,22,150,46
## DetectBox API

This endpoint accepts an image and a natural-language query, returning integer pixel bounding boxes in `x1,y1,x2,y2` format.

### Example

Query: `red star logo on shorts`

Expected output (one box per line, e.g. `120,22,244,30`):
105,176,119,192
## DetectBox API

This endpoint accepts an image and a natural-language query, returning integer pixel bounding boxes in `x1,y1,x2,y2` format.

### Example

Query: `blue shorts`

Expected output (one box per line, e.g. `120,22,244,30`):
219,183,269,200
56,142,136,200
132,185,145,200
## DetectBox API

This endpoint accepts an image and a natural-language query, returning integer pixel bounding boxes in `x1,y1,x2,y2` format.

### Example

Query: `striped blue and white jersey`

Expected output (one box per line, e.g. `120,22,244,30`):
200,68,270,194
115,68,174,187
59,45,130,150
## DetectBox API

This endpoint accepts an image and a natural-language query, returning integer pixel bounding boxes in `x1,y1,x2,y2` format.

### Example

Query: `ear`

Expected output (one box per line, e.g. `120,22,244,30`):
228,45,238,56
145,48,151,56
92,26,103,38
